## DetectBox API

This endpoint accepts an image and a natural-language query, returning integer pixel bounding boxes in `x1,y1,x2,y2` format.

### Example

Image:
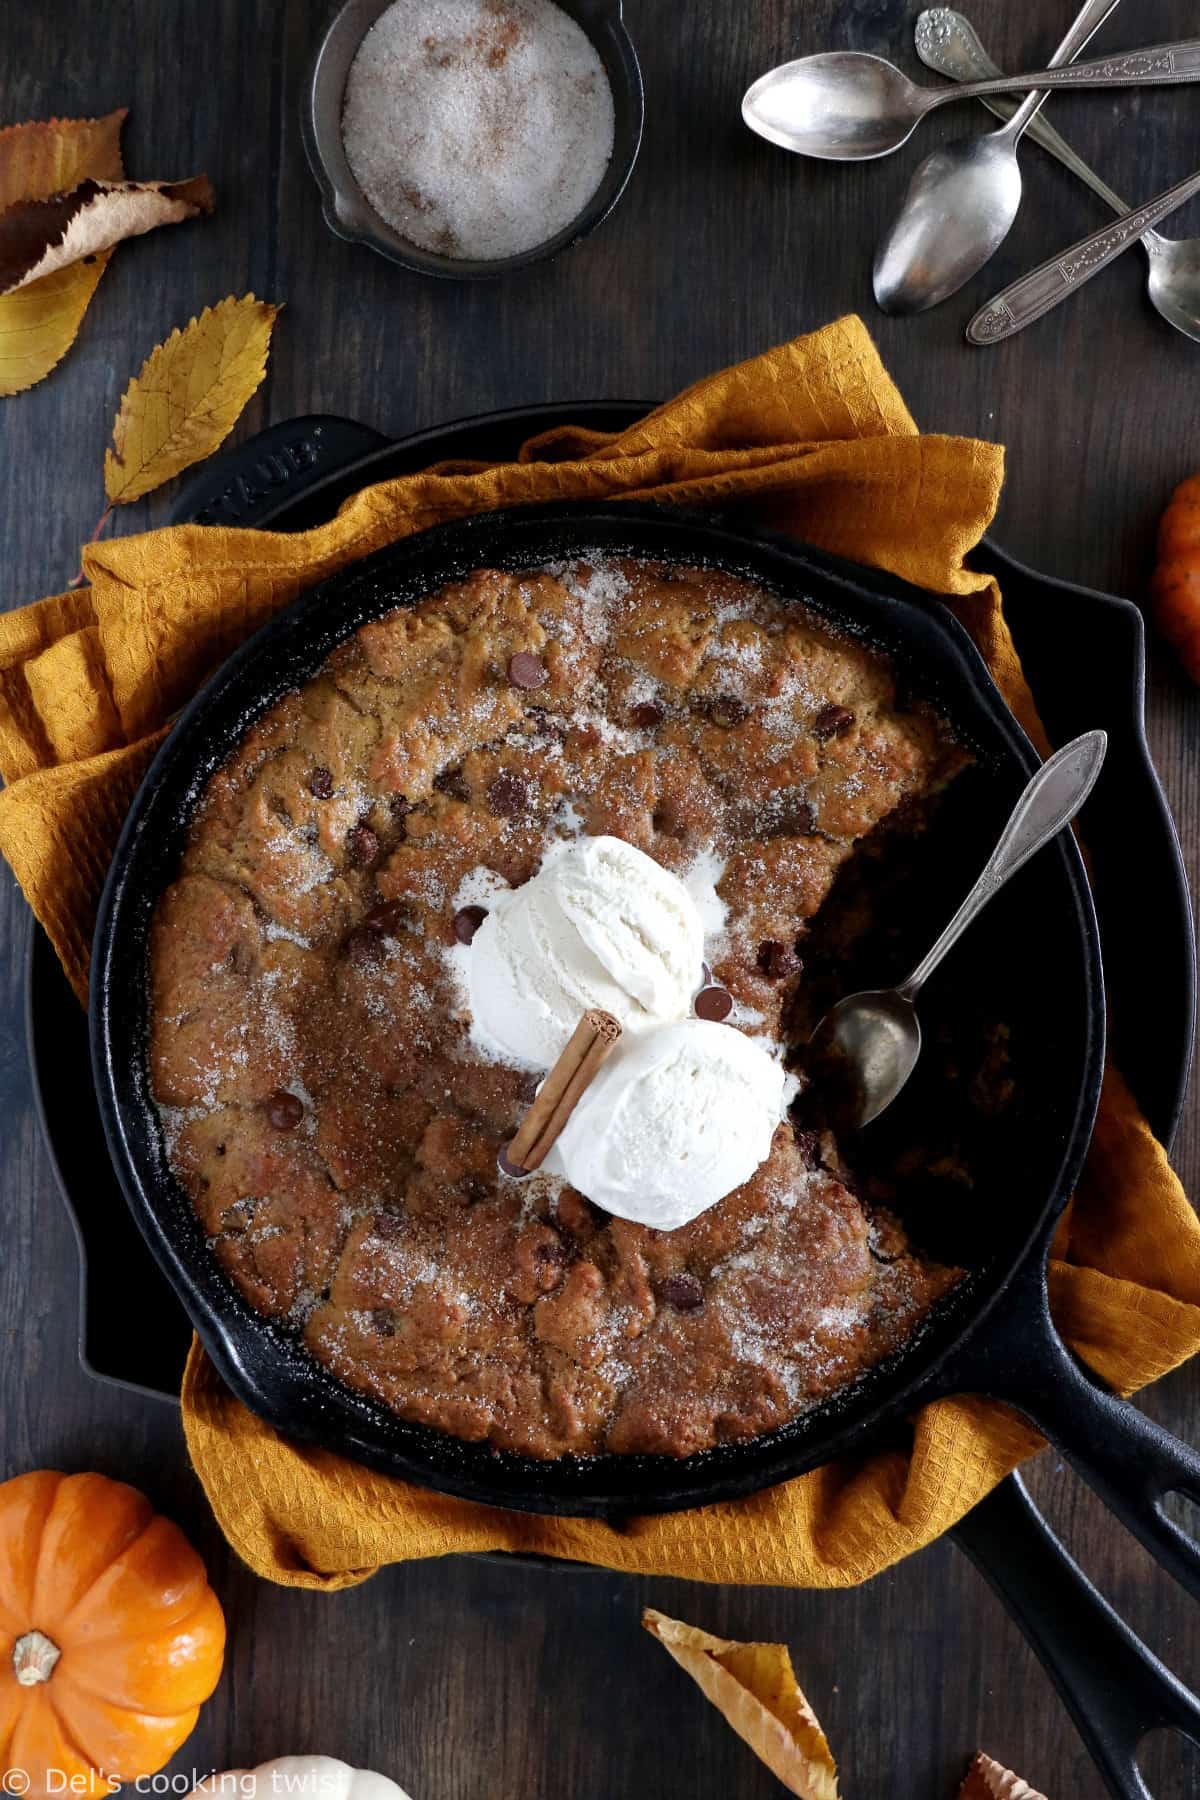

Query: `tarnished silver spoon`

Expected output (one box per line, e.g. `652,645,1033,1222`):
808,732,1106,1129
742,30,1200,163
873,0,1122,314
916,8,1200,345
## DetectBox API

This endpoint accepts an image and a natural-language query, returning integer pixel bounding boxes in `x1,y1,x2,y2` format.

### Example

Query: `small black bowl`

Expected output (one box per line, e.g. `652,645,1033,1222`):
302,0,644,280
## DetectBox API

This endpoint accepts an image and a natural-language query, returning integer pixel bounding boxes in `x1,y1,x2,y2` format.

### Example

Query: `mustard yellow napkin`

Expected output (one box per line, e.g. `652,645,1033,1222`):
3,316,1197,1589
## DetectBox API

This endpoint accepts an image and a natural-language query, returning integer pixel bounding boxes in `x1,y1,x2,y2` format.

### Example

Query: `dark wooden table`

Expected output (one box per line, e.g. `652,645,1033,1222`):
3,3,1199,1796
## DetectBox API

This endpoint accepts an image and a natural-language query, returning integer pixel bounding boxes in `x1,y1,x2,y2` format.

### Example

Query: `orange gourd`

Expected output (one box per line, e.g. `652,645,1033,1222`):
0,1470,225,1798
1152,472,1200,681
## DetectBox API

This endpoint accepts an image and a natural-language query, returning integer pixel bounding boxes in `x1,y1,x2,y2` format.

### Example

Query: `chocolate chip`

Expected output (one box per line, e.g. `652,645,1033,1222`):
389,792,411,821
372,1209,404,1239
658,1272,705,1312
347,822,379,866
488,772,528,817
370,1308,396,1338
508,651,548,690
364,899,407,937
813,704,854,741
629,700,665,729
346,925,385,967
265,1089,304,1130
453,904,488,944
308,766,334,798
708,695,749,727
498,1145,530,1179
757,940,802,980
535,1237,569,1266
761,794,816,839
433,765,470,800
793,1128,822,1169
694,985,733,1022
462,1176,491,1204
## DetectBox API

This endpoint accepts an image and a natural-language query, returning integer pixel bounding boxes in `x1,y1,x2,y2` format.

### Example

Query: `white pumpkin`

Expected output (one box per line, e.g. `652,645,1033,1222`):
193,1757,412,1800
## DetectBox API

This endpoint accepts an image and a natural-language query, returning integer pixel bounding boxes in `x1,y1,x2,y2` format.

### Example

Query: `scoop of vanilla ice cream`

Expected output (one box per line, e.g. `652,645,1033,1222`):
543,1018,788,1230
467,836,705,1069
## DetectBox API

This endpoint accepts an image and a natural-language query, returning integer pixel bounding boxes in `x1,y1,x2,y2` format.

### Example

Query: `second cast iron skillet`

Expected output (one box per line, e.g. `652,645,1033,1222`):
91,501,1200,1602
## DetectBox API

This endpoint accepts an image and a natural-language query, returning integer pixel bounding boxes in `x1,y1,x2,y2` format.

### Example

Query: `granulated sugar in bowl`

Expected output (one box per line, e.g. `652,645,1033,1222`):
341,0,617,261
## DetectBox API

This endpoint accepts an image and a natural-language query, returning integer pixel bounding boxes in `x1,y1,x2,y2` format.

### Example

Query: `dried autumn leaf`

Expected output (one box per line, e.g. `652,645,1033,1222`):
0,109,128,397
642,1609,840,1799
0,175,214,295
0,257,110,397
960,1753,1049,1800
0,109,126,208
104,295,280,504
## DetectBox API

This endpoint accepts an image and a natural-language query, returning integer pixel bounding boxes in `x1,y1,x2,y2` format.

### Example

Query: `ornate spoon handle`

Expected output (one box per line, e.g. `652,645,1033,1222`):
932,36,1200,106
899,732,1106,999
915,9,1134,218
967,164,1200,344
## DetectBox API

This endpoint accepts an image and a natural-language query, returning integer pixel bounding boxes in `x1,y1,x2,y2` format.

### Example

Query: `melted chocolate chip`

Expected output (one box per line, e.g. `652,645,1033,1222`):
347,822,379,866
658,1272,705,1312
433,765,470,800
694,985,733,1022
629,700,665,729
757,940,802,980
764,795,816,839
488,772,528,817
462,1176,491,1204
265,1089,304,1130
364,899,407,937
389,792,411,821
372,1209,404,1239
813,703,855,741
346,925,385,967
370,1308,397,1338
508,651,548,690
708,694,750,727
453,904,488,944
308,766,334,798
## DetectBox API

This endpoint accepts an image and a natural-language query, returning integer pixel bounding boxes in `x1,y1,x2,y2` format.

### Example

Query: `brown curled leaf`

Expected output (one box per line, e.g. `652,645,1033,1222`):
642,1608,839,1799
960,1752,1049,1800
104,294,281,504
0,109,127,208
0,175,214,295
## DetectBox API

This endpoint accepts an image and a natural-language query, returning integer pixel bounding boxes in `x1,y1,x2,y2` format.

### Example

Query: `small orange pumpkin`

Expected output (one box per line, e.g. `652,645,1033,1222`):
1152,472,1200,681
0,1470,225,1797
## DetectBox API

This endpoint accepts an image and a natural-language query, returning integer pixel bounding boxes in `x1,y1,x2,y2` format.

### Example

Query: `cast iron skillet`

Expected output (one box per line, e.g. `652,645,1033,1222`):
90,500,1200,1606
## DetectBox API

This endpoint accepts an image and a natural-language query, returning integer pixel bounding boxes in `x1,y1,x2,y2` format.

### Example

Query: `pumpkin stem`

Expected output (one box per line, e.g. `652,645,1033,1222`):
12,1630,61,1686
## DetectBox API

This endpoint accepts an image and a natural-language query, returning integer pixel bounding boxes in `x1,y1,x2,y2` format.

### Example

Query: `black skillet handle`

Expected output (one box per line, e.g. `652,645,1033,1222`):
947,1255,1200,1604
954,1472,1200,1799
168,415,389,529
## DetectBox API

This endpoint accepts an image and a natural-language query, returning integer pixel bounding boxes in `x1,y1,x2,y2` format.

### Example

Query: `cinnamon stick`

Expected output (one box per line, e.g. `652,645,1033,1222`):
505,1009,622,1173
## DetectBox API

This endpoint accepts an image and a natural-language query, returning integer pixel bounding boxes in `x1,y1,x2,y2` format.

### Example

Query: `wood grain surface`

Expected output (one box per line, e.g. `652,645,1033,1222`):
2,3,1199,1796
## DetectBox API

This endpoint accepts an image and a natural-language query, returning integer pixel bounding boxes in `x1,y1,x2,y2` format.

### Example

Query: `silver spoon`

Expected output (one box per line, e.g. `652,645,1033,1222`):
808,732,1106,1130
873,0,1122,315
917,9,1200,345
742,31,1200,163
968,160,1200,342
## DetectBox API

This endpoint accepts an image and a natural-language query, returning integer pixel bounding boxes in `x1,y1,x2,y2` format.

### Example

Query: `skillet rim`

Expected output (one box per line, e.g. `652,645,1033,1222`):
90,500,1104,1516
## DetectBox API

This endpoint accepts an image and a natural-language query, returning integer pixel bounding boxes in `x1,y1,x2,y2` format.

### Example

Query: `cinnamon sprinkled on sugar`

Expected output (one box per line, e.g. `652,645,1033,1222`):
341,0,616,260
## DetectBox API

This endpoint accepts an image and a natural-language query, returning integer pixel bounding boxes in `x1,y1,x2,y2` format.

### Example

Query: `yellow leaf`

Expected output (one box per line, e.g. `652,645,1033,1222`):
0,175,214,295
0,109,126,208
104,295,281,505
0,254,110,396
642,1609,840,1799
960,1753,1049,1800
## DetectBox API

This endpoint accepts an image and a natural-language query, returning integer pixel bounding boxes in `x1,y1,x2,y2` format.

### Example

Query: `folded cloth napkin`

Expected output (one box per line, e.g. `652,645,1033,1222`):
4,316,1198,1590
